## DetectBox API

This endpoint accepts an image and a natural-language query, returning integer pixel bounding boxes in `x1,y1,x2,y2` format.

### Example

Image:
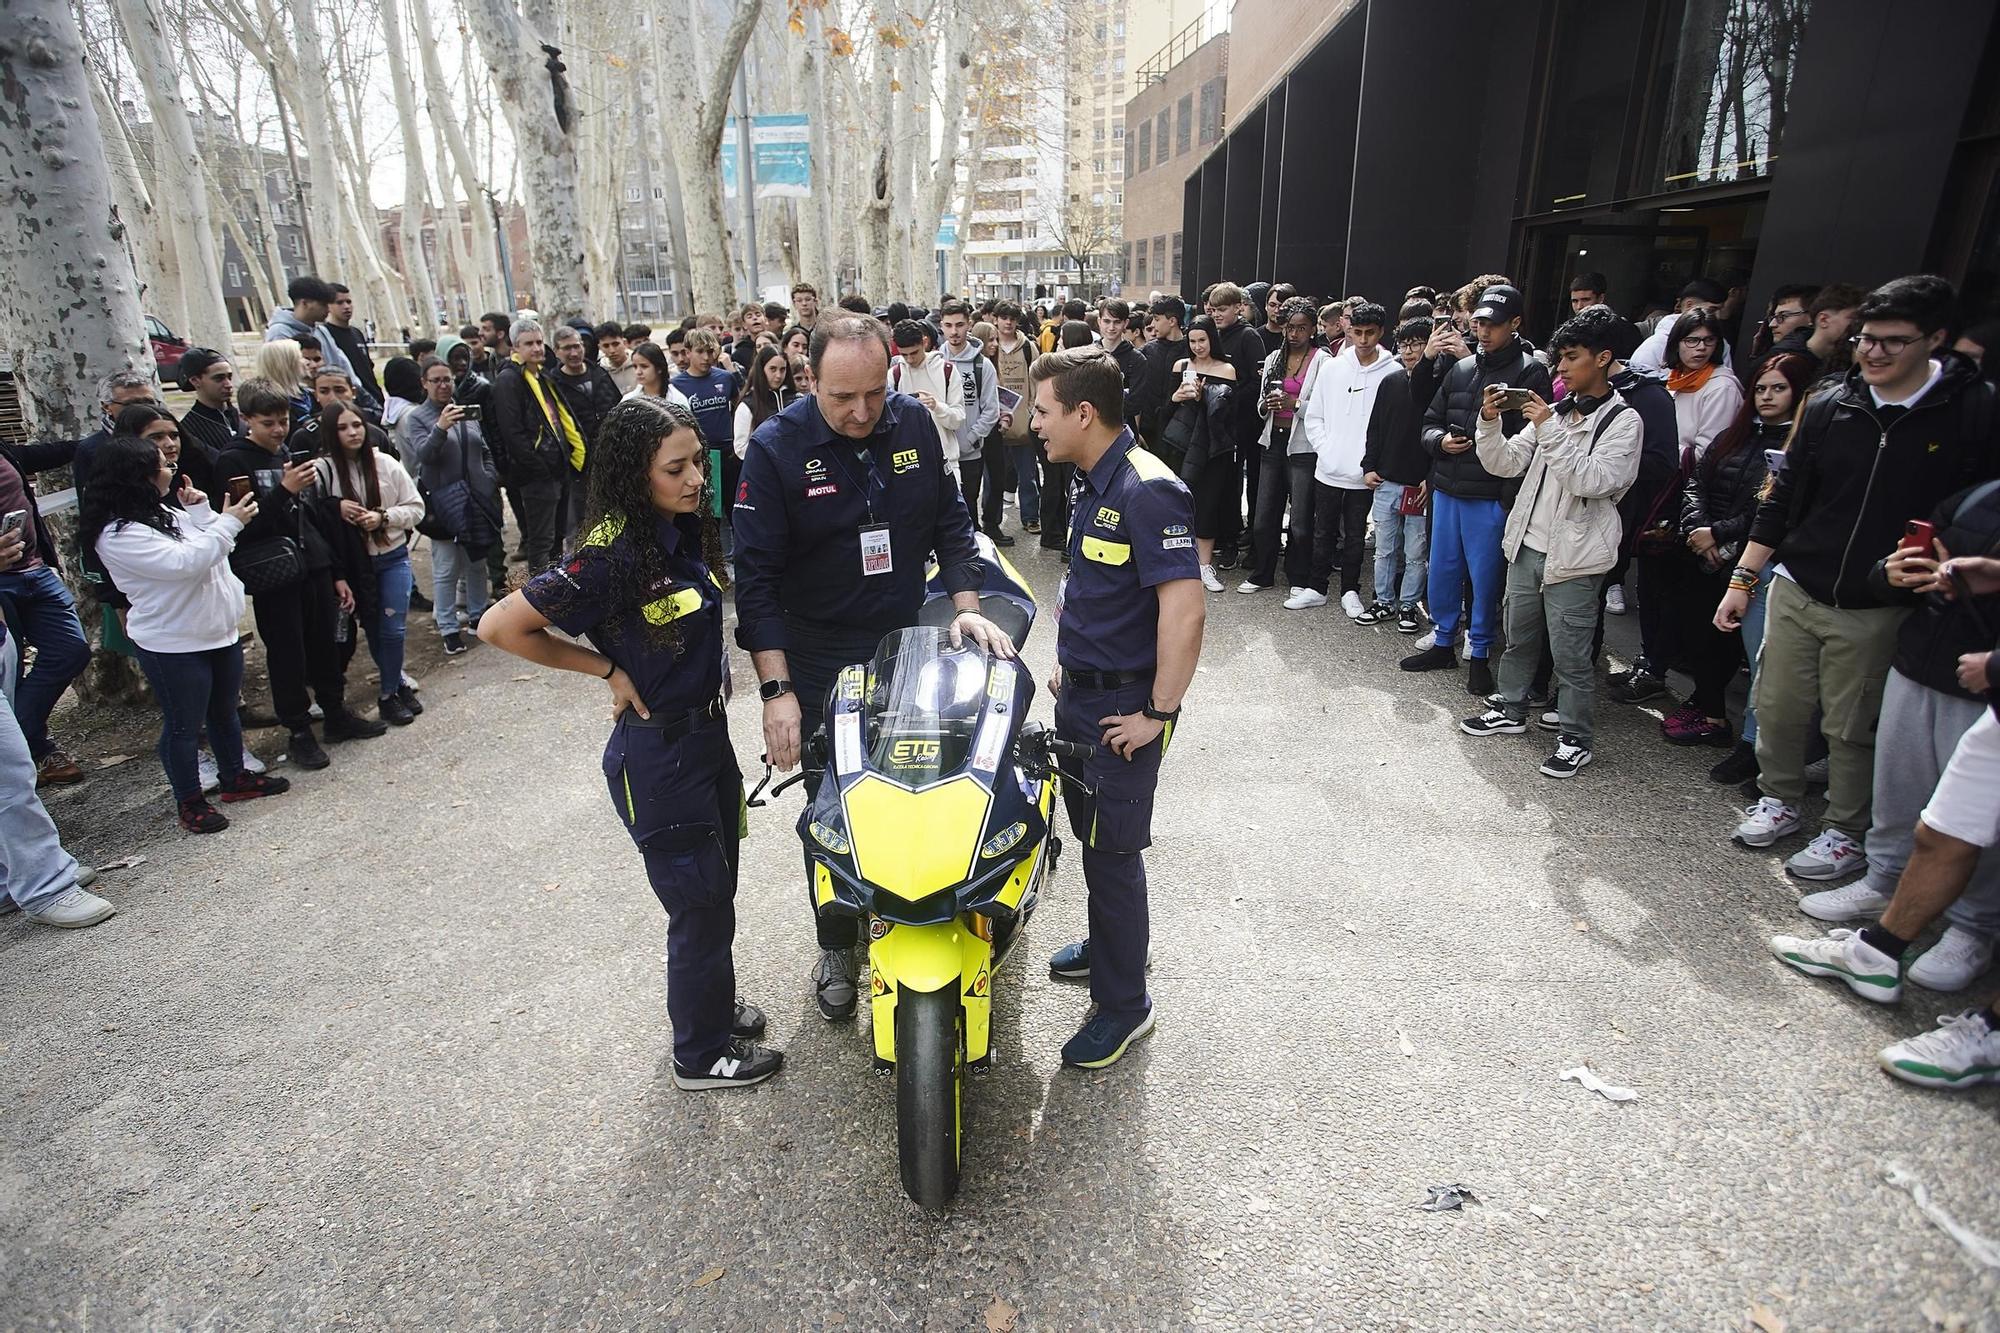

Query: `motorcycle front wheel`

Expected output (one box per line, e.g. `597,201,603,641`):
895,983,963,1208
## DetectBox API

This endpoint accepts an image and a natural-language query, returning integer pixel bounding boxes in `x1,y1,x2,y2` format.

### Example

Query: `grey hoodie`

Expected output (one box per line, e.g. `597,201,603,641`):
943,336,1000,462
263,307,358,382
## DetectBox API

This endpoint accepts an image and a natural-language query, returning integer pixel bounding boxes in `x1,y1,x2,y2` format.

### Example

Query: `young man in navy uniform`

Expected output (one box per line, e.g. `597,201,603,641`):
733,314,1019,1019
1032,346,1206,1068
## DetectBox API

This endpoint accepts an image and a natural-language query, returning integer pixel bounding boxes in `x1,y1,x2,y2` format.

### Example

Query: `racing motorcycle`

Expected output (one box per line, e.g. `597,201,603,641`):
780,539,1090,1207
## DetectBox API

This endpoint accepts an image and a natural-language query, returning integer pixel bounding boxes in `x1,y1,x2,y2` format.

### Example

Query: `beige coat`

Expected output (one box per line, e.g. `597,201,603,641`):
1474,390,1642,584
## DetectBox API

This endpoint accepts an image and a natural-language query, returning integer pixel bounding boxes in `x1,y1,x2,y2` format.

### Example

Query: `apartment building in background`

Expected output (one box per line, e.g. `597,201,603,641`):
1119,7,1228,297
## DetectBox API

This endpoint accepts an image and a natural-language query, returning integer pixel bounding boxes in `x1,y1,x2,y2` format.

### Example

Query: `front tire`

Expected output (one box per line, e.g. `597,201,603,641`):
895,983,963,1208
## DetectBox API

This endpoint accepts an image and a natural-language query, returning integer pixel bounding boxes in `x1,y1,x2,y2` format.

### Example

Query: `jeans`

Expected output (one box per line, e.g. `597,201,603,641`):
431,539,491,637
134,643,245,802
1370,484,1429,609
0,639,81,914
1494,548,1605,748
1007,441,1040,526
251,571,345,730
369,546,414,701
1427,491,1507,658
516,477,564,573
1249,447,1315,589
1308,483,1373,596
1858,668,2000,936
0,566,91,760
1739,567,1771,743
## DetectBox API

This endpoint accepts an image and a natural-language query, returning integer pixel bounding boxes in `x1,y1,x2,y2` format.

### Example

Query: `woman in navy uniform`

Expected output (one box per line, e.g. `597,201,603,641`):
1028,347,1206,1069
480,398,781,1090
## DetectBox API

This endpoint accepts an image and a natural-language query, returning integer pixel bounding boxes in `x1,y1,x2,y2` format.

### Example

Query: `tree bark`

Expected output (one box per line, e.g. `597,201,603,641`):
655,0,763,315
284,0,349,281
466,0,590,318
380,0,443,333
418,0,506,314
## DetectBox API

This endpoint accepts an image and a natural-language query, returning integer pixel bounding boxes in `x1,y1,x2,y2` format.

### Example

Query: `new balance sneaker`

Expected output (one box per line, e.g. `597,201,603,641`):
23,885,116,929
1061,1004,1156,1069
1609,670,1667,704
1539,735,1593,779
1340,590,1366,619
1798,880,1892,923
1200,564,1225,593
731,998,769,1039
1400,643,1457,672
672,1037,784,1090
1770,928,1902,1002
1396,606,1423,634
1353,600,1392,625
814,947,857,1020
1786,828,1864,881
1734,796,1803,847
1876,1011,2000,1089
1605,583,1628,615
1460,708,1527,737
1050,939,1091,979
1236,579,1271,594
1465,657,1495,697
1283,588,1328,610
1907,926,1996,993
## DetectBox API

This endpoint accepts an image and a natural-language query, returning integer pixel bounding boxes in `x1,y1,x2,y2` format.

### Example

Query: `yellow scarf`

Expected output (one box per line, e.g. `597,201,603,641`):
518,355,587,470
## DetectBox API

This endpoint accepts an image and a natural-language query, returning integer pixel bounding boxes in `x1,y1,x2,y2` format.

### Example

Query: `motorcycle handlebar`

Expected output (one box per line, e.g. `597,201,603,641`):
1044,737,1096,763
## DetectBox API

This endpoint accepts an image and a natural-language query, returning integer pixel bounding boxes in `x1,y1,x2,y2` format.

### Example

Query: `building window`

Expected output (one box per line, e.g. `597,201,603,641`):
1171,231,1182,284
1158,108,1172,160
1136,239,1149,285
1136,121,1151,172
1197,80,1220,145
1121,241,1131,284
1113,125,1124,141
1093,157,1104,175
1640,0,1810,194
1176,95,1193,154
1111,156,1122,175
1094,127,1105,143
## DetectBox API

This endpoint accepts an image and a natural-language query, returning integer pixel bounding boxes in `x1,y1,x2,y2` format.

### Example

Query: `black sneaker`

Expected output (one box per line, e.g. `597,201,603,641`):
987,529,1016,547
442,632,469,656
1049,939,1091,979
1023,520,1041,534
1609,670,1667,704
1400,644,1458,673
396,684,424,716
732,998,768,1039
1353,601,1393,625
1215,549,1240,571
378,693,416,727
1460,707,1527,737
324,708,389,741
1540,735,1594,779
287,729,330,770
814,947,857,1020
408,586,434,612
1466,657,1495,697
672,1037,783,1090
1396,606,1423,634
1710,739,1759,785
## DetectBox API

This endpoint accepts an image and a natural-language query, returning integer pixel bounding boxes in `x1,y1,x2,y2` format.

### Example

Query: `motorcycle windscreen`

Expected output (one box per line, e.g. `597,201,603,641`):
862,627,990,789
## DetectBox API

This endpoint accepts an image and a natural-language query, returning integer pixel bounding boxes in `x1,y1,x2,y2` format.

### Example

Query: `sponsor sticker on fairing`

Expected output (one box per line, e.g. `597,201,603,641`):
835,711,862,772
971,714,1009,772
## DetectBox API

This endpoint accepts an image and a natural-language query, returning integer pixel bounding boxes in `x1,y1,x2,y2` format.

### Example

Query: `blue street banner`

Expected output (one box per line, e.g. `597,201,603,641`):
722,114,811,200
935,213,957,249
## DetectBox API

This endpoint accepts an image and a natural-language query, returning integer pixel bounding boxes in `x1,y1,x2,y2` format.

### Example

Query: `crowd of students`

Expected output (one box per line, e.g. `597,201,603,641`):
3,266,1996,1092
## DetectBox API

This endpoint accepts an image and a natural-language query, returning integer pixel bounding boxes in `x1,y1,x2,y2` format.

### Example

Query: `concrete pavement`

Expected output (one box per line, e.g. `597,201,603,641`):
3,536,1997,1331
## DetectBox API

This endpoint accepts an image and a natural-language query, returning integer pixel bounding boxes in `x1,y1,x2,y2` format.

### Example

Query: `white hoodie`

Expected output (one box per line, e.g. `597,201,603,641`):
1302,344,1403,489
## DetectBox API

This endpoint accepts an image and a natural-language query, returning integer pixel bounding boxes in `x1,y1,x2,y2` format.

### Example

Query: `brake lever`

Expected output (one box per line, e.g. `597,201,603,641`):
747,757,822,808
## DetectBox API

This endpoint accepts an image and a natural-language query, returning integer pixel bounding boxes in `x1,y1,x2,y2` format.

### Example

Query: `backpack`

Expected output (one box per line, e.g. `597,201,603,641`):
889,360,954,396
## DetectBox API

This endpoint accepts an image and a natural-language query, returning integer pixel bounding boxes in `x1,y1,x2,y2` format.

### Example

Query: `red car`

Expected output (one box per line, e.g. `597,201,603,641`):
145,314,188,387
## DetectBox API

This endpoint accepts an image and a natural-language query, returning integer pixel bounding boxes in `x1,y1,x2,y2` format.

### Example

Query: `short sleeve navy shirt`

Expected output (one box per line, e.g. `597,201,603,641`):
521,512,724,717
1057,429,1201,673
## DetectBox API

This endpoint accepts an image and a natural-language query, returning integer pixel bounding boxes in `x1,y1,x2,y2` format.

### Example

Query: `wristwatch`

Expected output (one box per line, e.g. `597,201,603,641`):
1142,701,1181,723
759,678,794,702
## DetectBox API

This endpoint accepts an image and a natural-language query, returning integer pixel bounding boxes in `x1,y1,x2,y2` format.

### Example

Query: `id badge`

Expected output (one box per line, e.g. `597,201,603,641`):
860,523,893,577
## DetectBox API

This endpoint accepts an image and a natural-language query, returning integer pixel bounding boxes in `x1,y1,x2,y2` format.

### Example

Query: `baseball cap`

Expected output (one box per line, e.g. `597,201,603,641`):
1472,285,1525,323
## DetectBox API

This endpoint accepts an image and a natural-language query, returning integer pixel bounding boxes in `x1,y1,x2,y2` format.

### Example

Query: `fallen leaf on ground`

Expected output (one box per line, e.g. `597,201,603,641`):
1773,1019,1790,1030
511,674,536,682
690,1266,723,1289
985,1298,1019,1332
1397,1028,1414,1058
97,754,136,768
451,800,468,808
1559,1064,1639,1102
93,855,146,872
1573,919,1590,932
1527,1204,1549,1221
1342,922,1358,934
542,882,561,892
1748,1300,1787,1332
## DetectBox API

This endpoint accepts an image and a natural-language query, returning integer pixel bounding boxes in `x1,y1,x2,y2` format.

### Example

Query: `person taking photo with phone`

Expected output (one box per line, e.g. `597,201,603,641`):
402,357,500,654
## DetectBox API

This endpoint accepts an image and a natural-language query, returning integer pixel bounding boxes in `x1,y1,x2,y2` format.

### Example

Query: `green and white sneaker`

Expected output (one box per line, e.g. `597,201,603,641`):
1770,928,1902,1003
1877,1011,2000,1090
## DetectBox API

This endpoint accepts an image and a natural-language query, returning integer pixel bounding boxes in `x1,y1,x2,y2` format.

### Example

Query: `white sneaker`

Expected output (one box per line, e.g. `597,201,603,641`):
1340,590,1365,619
198,750,220,794
1605,584,1628,615
1786,828,1864,880
1771,927,1902,1002
308,703,325,721
1799,880,1891,922
1283,589,1328,610
1734,796,1803,847
401,671,421,692
1877,1011,2000,1089
1413,628,1437,651
1907,926,1996,992
241,746,266,775
24,886,117,929
1199,564,1225,593
1803,756,1829,786
1236,580,1269,594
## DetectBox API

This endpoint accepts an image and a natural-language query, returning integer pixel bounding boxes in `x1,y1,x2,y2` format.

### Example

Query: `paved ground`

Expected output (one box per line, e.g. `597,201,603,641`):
4,533,1998,1332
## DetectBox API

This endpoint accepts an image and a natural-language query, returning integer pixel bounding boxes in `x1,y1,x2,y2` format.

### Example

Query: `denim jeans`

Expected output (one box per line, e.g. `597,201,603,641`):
1494,547,1605,748
370,545,415,701
1739,567,1771,744
134,643,246,802
0,630,82,913
0,565,91,760
1008,441,1041,525
1370,484,1429,609
1249,447,1316,589
431,539,491,637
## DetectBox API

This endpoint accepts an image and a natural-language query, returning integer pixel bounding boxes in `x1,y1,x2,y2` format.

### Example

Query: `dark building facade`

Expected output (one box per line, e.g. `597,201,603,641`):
1180,0,2000,346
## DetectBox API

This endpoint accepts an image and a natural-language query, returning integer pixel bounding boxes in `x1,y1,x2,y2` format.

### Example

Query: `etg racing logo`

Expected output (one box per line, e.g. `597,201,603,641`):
892,448,921,473
1094,506,1122,528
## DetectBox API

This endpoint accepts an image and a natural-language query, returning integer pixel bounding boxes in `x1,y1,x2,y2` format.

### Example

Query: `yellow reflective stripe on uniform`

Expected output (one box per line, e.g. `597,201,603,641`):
1126,446,1174,482
622,767,636,824
1080,535,1131,566
583,515,627,548
639,587,704,625
1089,808,1100,849
1160,717,1175,755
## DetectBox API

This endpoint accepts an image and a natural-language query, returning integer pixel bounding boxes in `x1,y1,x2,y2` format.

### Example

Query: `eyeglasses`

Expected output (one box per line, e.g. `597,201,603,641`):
1679,335,1718,348
1851,332,1924,355
1769,308,1806,323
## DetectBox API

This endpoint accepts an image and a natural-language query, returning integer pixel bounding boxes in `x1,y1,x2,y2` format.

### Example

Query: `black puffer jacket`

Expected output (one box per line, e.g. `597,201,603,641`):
1679,418,1779,561
488,361,570,485
1867,478,2000,699
1421,335,1554,501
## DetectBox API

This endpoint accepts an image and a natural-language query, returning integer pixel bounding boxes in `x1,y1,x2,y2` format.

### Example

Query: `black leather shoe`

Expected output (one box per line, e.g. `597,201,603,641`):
988,529,1016,547
396,684,424,716
324,708,389,741
288,729,330,770
378,694,416,726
